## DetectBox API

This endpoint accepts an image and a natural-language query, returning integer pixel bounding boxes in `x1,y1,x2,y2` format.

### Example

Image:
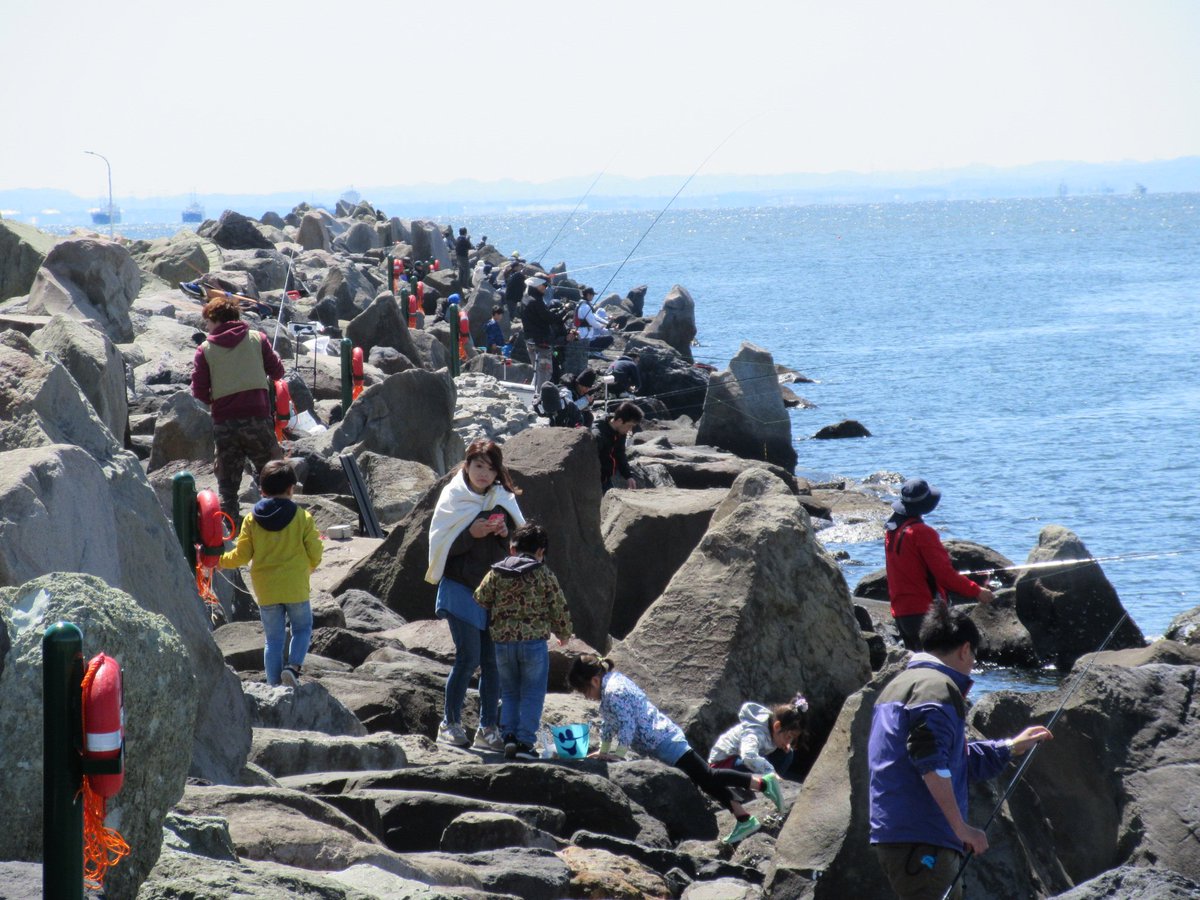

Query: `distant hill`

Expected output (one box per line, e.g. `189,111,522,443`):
3,157,1198,225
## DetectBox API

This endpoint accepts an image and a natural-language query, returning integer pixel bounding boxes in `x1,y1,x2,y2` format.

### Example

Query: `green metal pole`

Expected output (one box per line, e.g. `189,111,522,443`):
340,337,353,411
448,302,461,378
43,621,84,900
171,471,197,570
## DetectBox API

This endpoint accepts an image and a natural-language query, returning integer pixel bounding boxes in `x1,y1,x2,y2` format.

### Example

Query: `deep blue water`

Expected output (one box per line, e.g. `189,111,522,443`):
110,195,1200,643
462,196,1199,642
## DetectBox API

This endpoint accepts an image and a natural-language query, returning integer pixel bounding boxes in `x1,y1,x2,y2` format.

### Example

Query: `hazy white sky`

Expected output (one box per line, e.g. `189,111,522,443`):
3,0,1197,197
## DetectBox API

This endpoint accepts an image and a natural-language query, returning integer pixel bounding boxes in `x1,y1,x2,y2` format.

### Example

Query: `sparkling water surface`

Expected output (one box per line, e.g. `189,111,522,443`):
109,195,1200,650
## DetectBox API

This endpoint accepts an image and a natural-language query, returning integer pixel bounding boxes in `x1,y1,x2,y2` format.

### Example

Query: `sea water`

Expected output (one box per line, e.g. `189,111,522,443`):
109,194,1200,647
467,194,1200,645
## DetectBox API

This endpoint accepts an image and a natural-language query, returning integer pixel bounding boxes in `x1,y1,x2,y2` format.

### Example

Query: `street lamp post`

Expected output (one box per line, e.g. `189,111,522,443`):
83,150,114,239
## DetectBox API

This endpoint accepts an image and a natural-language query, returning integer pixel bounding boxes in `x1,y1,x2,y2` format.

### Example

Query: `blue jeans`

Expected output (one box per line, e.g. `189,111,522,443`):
260,601,313,686
444,611,499,728
495,639,550,746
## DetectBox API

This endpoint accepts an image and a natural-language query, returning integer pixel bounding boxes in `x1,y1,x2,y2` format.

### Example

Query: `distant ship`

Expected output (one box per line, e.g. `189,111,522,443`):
182,201,205,223
90,206,122,225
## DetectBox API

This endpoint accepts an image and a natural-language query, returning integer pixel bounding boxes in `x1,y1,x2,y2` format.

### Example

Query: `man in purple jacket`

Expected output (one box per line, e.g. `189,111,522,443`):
191,295,286,528
868,605,1052,899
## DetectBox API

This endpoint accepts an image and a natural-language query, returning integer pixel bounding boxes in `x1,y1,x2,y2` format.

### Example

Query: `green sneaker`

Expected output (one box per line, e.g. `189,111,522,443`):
761,772,785,813
722,815,760,845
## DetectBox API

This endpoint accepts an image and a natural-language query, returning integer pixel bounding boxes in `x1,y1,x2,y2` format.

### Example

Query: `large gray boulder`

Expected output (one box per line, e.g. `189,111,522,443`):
410,220,452,269
27,236,140,342
0,572,197,900
0,217,57,301
198,210,275,251
333,428,616,649
297,212,332,252
766,657,1068,898
332,369,463,475
147,391,213,472
1165,604,1200,645
1014,525,1145,670
336,221,383,254
249,728,407,779
617,469,870,753
29,313,128,441
696,342,797,472
345,291,420,362
642,284,697,361
218,248,291,293
601,487,727,639
355,451,438,527
128,231,222,285
1052,865,1200,899
316,262,380,321
0,331,251,782
971,651,1200,886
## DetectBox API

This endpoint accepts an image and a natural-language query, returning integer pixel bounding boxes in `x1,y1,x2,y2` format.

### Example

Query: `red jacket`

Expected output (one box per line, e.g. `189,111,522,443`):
884,517,982,618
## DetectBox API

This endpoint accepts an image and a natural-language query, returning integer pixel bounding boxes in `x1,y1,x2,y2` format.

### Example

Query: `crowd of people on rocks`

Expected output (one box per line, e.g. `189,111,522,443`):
185,246,1054,894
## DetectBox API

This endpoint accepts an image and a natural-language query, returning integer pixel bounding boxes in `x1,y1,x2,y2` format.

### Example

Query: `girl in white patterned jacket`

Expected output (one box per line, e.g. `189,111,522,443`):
707,696,808,777
568,655,785,845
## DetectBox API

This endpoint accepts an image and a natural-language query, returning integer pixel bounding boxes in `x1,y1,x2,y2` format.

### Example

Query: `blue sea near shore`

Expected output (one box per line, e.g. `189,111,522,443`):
464,194,1199,648
108,194,1199,655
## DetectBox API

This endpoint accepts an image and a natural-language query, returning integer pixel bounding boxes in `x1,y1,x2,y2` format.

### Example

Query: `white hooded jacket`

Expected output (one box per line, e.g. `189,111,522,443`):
706,702,777,774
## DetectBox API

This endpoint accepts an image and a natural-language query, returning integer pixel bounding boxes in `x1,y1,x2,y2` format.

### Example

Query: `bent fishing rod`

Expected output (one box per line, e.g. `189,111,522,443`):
533,157,615,264
959,548,1197,581
595,114,765,300
940,612,1131,900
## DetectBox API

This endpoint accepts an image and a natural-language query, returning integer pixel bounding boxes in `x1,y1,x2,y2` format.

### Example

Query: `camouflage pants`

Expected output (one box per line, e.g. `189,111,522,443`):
213,417,282,524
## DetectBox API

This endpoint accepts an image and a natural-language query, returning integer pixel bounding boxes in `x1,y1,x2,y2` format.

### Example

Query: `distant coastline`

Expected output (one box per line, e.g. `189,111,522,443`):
3,155,1198,226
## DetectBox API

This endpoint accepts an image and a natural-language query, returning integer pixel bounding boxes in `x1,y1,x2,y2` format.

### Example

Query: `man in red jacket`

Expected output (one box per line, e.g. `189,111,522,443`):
884,478,993,650
191,295,286,527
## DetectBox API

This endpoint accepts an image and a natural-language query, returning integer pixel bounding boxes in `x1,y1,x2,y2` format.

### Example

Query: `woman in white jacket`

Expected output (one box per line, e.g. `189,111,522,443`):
575,287,614,351
708,695,809,776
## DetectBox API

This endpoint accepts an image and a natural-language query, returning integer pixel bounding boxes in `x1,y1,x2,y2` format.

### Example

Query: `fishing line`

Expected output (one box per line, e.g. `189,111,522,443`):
596,114,765,300
940,611,1131,900
959,548,1198,579
533,157,615,264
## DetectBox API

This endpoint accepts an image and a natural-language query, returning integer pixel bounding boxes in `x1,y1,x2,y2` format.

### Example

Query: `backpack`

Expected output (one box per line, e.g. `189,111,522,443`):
573,302,589,329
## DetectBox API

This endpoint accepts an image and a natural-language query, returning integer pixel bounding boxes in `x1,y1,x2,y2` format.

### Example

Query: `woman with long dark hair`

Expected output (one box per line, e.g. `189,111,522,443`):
426,439,524,750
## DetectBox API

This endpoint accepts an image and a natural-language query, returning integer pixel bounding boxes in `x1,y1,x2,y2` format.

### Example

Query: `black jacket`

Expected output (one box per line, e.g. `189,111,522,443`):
455,234,472,257
521,293,558,345
594,419,632,484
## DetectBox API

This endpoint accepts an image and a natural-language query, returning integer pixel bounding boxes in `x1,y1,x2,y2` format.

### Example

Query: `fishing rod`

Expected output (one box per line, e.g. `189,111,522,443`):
533,158,614,264
595,114,763,300
940,611,1131,900
958,548,1196,579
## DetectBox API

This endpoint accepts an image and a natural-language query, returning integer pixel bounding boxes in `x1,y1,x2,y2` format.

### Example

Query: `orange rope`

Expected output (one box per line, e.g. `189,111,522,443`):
79,657,130,890
195,566,221,609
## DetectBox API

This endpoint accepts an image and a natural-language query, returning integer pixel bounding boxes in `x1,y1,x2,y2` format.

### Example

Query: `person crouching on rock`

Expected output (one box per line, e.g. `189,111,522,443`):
474,522,573,760
426,438,525,752
884,477,993,651
219,460,322,688
708,694,809,784
595,401,643,492
190,294,286,528
568,655,785,845
868,603,1052,900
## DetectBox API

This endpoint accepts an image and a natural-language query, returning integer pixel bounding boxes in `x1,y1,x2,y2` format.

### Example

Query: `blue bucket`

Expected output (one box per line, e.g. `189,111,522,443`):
551,723,590,759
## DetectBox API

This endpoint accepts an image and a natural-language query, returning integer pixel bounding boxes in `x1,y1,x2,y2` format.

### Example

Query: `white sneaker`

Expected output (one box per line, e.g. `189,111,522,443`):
437,721,469,747
472,725,506,752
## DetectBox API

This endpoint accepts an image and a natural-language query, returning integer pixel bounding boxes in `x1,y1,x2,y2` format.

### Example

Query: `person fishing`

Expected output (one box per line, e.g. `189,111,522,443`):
884,478,993,650
868,604,1052,900
190,294,286,529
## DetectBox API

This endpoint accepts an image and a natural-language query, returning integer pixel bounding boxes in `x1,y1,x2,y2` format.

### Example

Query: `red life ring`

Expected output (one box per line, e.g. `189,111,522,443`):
196,489,229,567
407,293,419,328
351,347,364,399
273,379,293,442
82,653,123,798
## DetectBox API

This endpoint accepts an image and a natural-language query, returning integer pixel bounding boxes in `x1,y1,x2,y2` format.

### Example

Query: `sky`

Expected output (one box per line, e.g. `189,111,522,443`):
2,0,1198,198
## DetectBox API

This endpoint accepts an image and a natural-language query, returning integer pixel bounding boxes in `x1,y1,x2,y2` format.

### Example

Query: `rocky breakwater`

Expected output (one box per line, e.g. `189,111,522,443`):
4,200,1184,896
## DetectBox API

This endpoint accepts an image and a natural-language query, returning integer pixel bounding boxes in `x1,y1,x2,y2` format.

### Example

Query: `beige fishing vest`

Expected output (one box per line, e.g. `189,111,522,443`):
202,330,269,400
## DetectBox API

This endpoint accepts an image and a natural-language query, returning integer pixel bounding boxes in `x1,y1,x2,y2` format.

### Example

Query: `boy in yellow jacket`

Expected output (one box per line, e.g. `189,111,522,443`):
220,460,323,687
